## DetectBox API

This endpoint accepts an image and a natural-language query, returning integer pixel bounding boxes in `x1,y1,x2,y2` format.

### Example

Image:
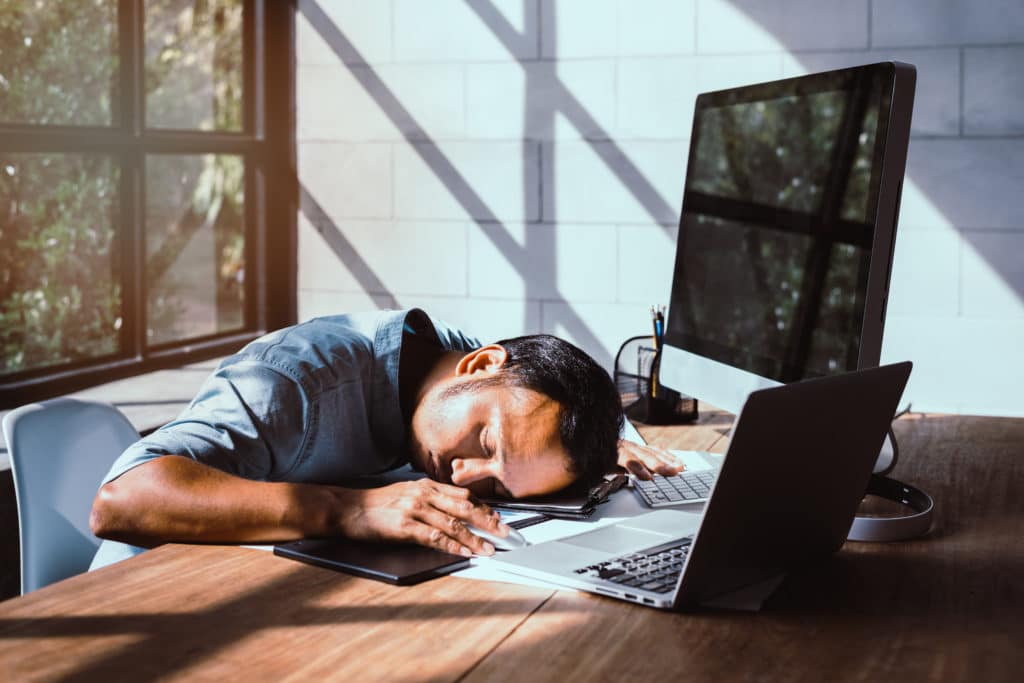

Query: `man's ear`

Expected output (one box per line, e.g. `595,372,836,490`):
454,345,508,377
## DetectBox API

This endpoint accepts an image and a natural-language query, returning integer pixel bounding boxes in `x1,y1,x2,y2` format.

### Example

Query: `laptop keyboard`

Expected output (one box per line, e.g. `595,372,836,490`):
573,539,692,594
633,470,718,507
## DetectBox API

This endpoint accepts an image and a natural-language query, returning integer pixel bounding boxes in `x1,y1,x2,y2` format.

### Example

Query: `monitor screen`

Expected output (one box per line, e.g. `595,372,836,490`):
665,64,900,384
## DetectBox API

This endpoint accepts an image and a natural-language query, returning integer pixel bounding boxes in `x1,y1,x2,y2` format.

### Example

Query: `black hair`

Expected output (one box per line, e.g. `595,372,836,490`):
457,335,623,489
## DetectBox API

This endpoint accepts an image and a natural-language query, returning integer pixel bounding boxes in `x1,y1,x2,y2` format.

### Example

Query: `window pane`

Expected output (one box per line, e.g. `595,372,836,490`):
146,154,245,346
145,0,243,131
0,1,119,126
0,154,121,376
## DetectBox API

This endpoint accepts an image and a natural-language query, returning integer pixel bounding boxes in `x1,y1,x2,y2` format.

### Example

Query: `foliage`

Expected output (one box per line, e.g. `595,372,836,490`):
0,0,244,377
0,154,121,374
0,0,118,126
145,0,242,131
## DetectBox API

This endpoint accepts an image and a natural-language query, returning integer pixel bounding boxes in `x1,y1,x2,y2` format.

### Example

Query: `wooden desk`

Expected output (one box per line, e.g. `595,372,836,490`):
1,412,1021,682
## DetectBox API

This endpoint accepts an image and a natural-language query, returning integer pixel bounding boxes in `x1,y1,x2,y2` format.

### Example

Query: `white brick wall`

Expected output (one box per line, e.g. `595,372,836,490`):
297,0,1024,416
467,222,619,301
393,141,540,220
872,0,1024,48
465,60,618,139
964,47,1024,135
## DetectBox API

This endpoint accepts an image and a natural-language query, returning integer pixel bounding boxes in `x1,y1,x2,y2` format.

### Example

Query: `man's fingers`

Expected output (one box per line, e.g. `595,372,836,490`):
652,451,685,475
426,480,473,500
411,479,508,555
413,504,494,556
406,518,480,557
619,443,687,479
428,483,504,532
625,460,653,480
637,447,684,474
430,493,508,553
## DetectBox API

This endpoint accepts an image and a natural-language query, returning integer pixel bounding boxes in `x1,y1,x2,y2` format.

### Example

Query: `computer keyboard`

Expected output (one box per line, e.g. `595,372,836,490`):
633,469,718,507
574,538,692,593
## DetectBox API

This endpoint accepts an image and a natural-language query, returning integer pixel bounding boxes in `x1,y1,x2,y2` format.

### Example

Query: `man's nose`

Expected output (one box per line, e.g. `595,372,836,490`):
450,457,492,486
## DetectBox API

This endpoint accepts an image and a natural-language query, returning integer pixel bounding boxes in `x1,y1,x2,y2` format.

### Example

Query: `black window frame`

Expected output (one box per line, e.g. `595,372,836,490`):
0,0,296,408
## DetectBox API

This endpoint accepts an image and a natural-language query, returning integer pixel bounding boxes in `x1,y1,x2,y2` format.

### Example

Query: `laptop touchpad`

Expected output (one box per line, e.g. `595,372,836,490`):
560,524,671,553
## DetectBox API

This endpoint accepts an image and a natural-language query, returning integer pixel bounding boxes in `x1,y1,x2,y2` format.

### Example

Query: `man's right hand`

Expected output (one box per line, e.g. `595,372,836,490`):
91,456,510,557
335,479,509,557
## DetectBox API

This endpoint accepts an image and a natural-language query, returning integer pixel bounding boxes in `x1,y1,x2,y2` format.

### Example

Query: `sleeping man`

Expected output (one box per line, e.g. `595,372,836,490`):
90,308,683,568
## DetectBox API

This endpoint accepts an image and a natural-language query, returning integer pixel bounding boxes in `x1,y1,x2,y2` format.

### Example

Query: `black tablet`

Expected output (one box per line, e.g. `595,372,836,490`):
273,538,470,585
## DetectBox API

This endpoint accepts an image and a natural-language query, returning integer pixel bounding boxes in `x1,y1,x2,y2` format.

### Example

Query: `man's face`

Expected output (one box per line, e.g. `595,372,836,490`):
408,381,576,499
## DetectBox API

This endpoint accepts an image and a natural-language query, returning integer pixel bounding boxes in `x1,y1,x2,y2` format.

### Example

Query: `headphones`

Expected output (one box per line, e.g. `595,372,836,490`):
847,427,935,542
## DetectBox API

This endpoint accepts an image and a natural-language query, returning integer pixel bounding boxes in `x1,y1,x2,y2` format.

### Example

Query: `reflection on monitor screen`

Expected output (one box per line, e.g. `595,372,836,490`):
660,62,915,414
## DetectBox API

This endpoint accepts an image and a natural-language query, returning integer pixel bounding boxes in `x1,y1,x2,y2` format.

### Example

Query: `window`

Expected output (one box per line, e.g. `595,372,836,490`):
0,0,295,407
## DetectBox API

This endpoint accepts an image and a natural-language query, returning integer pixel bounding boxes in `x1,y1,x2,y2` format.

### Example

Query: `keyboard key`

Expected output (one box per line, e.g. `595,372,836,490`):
598,567,626,579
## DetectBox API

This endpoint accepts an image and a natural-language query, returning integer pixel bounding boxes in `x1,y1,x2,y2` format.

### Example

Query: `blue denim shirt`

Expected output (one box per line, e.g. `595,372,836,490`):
90,308,480,569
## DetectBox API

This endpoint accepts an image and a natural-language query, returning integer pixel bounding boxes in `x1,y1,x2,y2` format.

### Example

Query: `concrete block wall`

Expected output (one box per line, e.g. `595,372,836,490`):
296,0,1024,416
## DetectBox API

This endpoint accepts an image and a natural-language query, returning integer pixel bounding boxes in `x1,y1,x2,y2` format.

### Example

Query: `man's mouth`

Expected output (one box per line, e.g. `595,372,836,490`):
426,451,441,482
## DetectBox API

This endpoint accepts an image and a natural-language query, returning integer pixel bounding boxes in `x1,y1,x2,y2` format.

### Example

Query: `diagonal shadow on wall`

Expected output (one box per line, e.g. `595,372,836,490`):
300,184,399,309
299,0,617,361
467,0,680,229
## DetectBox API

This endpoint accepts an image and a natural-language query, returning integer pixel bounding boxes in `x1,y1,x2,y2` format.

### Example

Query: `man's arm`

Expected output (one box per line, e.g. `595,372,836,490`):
90,455,507,556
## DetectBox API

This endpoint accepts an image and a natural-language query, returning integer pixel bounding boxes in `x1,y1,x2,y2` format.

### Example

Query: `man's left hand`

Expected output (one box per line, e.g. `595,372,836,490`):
617,440,686,480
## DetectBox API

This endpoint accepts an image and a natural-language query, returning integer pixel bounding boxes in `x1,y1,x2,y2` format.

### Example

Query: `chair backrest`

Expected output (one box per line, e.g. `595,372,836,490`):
2,398,139,594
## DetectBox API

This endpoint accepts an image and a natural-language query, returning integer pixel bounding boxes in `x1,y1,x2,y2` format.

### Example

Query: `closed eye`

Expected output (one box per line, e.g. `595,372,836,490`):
479,426,491,458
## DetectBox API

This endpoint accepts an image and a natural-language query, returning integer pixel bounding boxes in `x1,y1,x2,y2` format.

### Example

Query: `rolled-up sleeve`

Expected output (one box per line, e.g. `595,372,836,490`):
102,360,312,485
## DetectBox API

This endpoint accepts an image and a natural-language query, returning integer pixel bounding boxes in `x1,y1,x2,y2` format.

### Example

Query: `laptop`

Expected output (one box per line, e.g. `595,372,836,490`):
490,361,912,610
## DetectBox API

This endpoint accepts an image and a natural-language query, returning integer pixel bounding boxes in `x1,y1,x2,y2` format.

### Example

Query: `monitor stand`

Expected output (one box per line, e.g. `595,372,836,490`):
873,432,897,474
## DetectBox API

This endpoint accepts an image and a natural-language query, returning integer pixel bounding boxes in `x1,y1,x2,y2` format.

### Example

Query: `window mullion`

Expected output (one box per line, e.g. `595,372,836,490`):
118,150,145,362
120,0,144,137
244,0,261,137
119,0,147,361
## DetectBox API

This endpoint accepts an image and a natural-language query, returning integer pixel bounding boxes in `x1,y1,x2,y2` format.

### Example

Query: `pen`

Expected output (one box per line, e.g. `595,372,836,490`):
651,306,660,351
650,305,661,398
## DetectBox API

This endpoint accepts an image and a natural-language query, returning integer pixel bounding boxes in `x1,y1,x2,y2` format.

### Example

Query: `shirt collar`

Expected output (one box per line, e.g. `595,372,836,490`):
370,309,439,464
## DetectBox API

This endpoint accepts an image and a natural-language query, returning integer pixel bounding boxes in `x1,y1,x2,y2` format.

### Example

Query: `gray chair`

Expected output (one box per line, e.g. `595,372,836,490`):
2,398,138,594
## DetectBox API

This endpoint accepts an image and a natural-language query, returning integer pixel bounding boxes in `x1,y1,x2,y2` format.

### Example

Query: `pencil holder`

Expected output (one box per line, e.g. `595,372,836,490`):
613,336,698,425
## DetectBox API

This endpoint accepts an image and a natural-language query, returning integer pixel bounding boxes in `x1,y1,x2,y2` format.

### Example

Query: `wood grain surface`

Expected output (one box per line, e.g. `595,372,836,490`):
467,413,1024,682
0,410,1021,682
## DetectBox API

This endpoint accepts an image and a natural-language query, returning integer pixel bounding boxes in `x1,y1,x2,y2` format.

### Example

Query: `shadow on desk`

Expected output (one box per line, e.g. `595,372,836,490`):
0,557,587,683
770,547,1024,623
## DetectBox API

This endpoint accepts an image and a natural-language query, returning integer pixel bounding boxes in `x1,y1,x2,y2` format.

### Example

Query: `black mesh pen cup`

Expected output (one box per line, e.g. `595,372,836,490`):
613,335,698,425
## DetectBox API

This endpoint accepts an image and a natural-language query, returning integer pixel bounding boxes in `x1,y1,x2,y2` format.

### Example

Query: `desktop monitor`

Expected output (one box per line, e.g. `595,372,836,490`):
659,62,916,416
